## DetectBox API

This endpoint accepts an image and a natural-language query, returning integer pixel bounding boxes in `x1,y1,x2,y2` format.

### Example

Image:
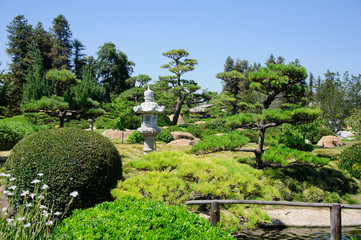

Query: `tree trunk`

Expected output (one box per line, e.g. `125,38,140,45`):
172,97,182,125
255,125,266,169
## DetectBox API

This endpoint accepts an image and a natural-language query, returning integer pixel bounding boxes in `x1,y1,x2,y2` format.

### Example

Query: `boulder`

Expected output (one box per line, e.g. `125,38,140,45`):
317,136,346,148
167,139,196,146
102,129,135,140
171,131,195,140
169,114,186,125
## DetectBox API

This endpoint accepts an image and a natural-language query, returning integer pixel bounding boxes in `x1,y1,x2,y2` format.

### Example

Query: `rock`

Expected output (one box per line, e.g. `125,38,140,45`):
336,131,354,139
171,131,195,140
102,129,135,140
169,114,186,125
195,121,206,124
317,136,346,148
167,139,197,146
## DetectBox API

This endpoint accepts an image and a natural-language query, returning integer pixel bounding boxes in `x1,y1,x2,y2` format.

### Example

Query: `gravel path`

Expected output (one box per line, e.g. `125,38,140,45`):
265,206,361,227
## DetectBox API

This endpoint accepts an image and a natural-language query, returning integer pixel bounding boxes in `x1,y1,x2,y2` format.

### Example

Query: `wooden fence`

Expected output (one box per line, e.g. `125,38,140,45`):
185,199,361,240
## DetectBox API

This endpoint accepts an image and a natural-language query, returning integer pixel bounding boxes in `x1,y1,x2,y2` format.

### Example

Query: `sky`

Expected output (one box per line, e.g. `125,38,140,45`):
0,0,360,93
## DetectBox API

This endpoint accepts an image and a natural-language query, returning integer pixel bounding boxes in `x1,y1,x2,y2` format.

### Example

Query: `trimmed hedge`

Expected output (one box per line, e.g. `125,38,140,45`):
5,128,122,213
0,116,36,150
51,197,235,240
339,144,361,179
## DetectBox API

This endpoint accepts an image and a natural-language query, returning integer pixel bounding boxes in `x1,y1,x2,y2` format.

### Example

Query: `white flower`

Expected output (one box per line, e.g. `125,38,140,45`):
6,192,14,196
8,185,16,190
30,193,36,199
2,207,7,212
46,220,53,226
25,203,32,207
17,217,25,221
0,173,10,177
23,223,31,228
42,210,49,217
9,178,16,181
54,211,62,216
21,190,30,196
41,184,49,190
70,191,79,198
2,190,8,194
37,195,44,199
39,205,47,209
37,173,44,177
31,179,41,184
6,218,14,224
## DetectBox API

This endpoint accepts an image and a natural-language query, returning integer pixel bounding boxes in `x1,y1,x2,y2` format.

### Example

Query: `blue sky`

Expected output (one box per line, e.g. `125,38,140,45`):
0,0,360,93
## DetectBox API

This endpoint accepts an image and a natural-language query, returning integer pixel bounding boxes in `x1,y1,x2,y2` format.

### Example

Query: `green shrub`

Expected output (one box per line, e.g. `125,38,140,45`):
112,151,279,230
5,128,122,214
278,128,314,151
93,116,117,129
156,128,174,143
126,130,144,143
190,130,249,154
302,186,325,202
157,113,172,127
0,115,36,150
51,197,234,240
339,144,361,179
262,146,329,166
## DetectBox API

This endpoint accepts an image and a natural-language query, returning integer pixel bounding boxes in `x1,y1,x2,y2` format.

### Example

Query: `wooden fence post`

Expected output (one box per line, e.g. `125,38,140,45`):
330,204,341,240
210,202,220,226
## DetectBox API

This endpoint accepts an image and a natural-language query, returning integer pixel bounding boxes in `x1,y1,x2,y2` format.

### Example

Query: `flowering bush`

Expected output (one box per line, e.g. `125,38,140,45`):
0,173,78,239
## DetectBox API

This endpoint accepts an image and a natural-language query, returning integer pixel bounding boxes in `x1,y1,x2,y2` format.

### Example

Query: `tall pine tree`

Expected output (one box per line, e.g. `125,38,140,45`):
49,14,73,70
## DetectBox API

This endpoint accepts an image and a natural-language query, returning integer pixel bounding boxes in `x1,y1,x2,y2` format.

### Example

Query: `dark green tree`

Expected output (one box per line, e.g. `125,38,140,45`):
224,56,234,72
32,22,53,71
22,42,52,104
73,39,86,79
49,14,73,70
226,63,320,169
45,69,81,96
308,72,314,100
6,15,33,115
97,42,134,98
159,49,199,125
265,54,276,66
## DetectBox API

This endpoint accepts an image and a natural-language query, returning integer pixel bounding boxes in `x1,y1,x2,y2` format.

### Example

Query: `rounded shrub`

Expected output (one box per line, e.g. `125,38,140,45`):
126,130,144,143
156,128,174,143
339,144,361,179
0,116,36,150
51,197,234,240
5,128,122,213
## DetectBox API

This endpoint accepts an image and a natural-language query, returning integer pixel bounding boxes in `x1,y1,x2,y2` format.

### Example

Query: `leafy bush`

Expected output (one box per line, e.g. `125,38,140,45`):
157,113,172,127
262,146,329,166
5,128,122,214
278,127,314,151
126,130,144,143
112,151,279,230
0,115,36,150
51,197,234,240
93,116,117,129
190,130,249,154
339,144,361,179
156,128,174,143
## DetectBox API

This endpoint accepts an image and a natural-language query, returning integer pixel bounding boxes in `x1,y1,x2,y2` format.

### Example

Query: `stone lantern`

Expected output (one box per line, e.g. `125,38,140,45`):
133,87,165,154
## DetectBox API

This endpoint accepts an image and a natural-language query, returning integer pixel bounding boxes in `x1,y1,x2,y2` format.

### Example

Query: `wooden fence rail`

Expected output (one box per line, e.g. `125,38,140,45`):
185,199,361,240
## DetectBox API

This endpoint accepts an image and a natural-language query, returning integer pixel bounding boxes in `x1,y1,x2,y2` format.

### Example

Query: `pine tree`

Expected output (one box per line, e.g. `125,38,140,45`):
22,42,52,104
49,14,73,70
6,15,33,115
73,39,86,79
32,22,53,71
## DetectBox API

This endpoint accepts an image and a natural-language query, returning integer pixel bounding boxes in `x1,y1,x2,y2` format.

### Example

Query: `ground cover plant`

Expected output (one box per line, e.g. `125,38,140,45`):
112,151,279,230
339,144,361,179
5,128,122,214
51,197,235,239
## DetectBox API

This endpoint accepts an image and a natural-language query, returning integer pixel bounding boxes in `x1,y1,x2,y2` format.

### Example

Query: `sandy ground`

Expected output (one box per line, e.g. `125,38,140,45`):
265,206,361,227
